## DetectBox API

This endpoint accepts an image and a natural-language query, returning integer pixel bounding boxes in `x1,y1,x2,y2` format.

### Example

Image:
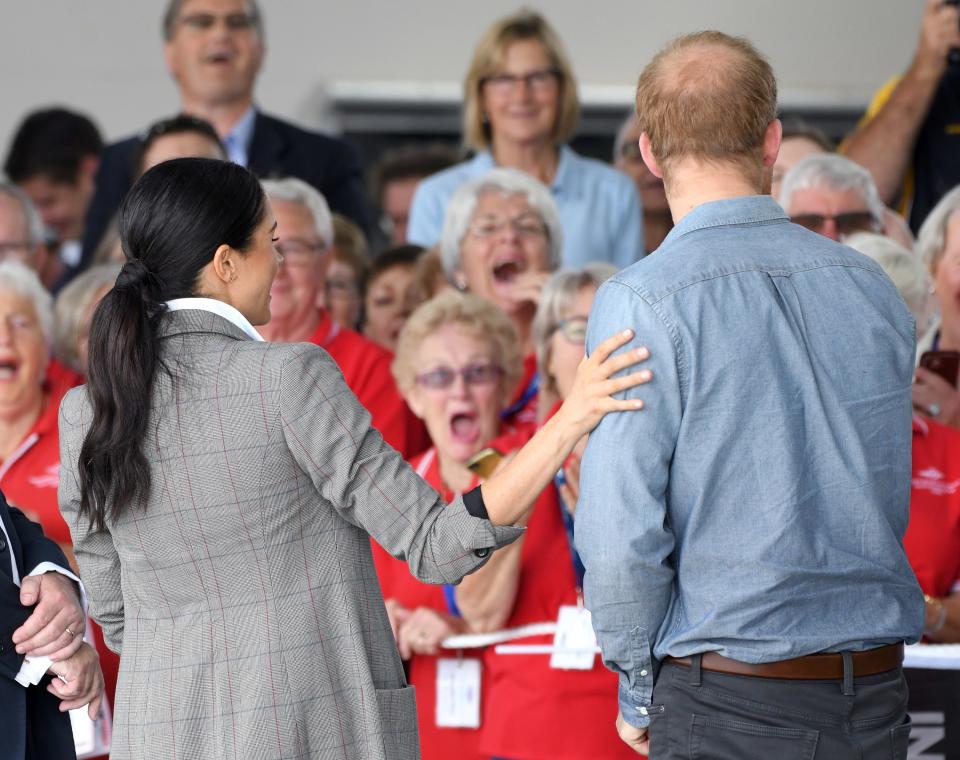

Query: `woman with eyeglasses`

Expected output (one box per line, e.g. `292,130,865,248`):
58,158,652,760
449,264,638,760
373,290,527,760
439,168,562,433
407,10,644,270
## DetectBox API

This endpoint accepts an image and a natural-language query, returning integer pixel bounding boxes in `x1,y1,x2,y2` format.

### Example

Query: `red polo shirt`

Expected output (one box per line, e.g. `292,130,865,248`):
905,416,960,597
308,311,425,457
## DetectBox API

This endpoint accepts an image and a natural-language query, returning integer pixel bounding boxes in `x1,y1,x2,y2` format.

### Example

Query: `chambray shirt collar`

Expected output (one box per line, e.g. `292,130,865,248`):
665,195,789,244
222,105,257,167
468,144,571,193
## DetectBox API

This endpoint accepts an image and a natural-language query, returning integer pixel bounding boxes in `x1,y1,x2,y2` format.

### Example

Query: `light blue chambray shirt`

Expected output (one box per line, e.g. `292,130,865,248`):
222,105,257,167
406,145,645,270
576,195,925,729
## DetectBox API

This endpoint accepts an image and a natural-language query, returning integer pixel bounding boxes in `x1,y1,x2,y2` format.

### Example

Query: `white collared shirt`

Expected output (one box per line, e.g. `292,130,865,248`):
165,297,264,342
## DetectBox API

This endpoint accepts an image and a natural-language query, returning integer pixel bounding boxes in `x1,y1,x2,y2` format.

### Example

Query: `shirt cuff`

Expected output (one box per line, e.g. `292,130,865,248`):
463,486,489,520
27,562,88,616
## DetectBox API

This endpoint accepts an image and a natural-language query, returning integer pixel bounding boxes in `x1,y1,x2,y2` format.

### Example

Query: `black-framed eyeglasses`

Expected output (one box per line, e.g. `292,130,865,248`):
791,212,878,237
415,363,504,390
552,316,588,345
179,12,256,32
482,68,560,95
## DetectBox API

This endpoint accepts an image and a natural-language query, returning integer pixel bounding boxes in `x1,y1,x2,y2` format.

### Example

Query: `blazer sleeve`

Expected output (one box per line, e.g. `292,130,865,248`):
57,394,125,653
278,345,522,585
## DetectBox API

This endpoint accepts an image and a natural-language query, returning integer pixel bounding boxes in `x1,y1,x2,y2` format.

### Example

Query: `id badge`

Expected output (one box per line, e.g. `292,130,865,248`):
550,605,598,670
435,657,481,728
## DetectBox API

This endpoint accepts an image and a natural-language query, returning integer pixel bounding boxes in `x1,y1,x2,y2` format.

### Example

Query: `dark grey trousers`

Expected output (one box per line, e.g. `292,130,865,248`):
647,657,911,759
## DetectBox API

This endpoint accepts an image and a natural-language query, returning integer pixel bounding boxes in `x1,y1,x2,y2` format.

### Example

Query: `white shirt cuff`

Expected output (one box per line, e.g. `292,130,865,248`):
13,564,88,689
26,562,88,615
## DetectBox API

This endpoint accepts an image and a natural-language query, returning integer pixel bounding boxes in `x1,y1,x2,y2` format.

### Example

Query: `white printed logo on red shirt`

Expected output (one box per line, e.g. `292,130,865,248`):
912,466,960,496
27,463,59,489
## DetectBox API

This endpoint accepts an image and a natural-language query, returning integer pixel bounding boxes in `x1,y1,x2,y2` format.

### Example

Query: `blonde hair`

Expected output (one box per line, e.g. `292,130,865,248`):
463,10,579,152
392,291,522,404
636,31,777,183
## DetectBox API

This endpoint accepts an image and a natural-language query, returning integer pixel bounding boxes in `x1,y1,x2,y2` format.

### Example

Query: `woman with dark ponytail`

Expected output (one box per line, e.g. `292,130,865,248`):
58,157,652,760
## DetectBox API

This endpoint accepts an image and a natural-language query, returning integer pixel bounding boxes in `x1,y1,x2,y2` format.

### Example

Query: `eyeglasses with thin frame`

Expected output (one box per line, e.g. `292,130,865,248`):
179,12,256,32
415,363,505,390
552,316,588,345
482,68,560,96
326,277,359,298
791,212,878,237
276,239,326,268
468,215,546,240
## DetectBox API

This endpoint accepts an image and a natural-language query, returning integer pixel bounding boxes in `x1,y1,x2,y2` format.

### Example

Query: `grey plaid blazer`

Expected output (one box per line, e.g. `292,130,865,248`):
58,309,522,760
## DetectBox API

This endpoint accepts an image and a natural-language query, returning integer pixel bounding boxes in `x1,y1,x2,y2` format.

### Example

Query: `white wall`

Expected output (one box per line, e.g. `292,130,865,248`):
0,0,921,150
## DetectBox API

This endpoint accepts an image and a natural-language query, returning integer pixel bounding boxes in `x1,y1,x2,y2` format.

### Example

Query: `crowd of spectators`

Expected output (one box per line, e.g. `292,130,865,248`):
3,0,960,757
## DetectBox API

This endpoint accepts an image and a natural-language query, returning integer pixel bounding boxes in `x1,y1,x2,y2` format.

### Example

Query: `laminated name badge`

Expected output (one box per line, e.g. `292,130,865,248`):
436,658,481,728
550,605,598,670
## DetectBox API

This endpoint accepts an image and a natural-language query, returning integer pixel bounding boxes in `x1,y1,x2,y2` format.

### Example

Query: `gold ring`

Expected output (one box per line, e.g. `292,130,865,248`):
65,627,75,637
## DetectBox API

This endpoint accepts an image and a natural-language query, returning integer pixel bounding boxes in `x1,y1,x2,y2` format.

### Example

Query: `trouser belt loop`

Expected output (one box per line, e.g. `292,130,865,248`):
841,651,855,696
689,653,703,687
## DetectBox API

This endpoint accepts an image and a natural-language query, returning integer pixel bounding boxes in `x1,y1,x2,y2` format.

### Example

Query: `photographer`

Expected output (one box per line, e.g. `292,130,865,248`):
842,0,960,232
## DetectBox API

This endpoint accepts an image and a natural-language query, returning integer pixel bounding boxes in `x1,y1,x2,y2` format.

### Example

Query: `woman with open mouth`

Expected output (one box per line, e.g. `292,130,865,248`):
440,167,561,434
374,290,526,760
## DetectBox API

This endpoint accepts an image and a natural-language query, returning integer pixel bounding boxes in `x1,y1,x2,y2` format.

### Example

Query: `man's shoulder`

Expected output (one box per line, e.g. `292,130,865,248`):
99,134,141,166
254,111,356,157
620,220,886,304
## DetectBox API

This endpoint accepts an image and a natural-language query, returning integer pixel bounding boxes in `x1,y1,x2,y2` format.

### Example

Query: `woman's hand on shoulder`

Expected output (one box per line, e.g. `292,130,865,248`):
557,329,651,439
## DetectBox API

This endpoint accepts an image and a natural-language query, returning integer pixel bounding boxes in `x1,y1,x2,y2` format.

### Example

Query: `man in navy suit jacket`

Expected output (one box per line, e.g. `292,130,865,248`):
80,0,371,271
1,492,103,759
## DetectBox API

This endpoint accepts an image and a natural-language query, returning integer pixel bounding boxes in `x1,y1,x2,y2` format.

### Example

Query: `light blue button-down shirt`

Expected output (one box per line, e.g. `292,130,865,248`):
222,106,257,167
407,145,645,270
577,195,924,728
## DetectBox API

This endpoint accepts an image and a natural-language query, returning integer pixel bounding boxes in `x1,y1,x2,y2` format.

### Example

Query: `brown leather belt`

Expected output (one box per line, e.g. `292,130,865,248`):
665,643,903,680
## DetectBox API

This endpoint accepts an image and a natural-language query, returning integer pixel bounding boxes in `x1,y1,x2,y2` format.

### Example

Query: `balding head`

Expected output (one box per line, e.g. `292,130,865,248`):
636,31,778,187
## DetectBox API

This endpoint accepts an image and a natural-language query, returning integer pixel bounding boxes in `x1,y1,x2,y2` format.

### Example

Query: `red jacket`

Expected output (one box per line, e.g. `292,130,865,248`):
308,312,427,457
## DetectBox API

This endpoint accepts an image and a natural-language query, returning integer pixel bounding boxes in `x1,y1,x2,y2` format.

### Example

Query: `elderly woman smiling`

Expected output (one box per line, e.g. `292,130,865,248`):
372,290,528,760
441,167,561,429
